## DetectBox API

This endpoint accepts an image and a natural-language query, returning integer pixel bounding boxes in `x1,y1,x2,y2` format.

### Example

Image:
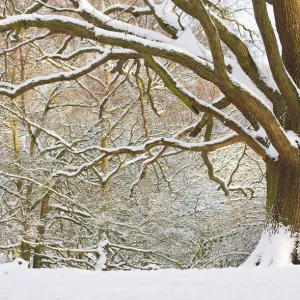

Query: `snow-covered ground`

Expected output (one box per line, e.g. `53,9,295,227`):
1,259,300,300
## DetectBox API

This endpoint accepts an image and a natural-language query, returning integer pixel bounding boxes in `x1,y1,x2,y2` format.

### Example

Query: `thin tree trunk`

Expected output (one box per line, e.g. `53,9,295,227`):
20,240,31,262
32,194,50,268
100,0,110,193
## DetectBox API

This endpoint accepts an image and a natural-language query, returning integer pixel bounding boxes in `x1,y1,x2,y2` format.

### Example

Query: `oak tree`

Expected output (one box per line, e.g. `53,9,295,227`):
0,0,299,266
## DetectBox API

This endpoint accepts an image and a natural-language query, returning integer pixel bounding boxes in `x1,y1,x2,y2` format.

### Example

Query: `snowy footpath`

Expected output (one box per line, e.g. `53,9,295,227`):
1,259,300,300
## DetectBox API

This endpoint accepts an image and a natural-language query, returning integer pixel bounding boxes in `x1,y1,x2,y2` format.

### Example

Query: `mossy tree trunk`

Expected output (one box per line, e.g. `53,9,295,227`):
273,0,300,87
266,159,300,232
244,158,300,266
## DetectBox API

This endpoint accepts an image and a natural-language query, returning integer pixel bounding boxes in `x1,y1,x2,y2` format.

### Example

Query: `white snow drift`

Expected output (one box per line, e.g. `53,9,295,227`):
1,259,300,300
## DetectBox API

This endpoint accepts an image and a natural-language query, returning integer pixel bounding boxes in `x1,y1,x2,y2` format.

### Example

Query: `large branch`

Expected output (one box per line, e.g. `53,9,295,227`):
0,13,296,162
143,54,265,157
252,0,300,131
173,0,227,78
207,11,280,105
273,0,300,88
148,0,279,106
111,0,277,108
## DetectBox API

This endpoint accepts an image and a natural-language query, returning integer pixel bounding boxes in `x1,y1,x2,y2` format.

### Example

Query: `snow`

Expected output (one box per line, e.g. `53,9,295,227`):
77,0,171,43
48,204,92,218
266,144,279,160
173,27,212,61
103,4,151,15
265,130,300,159
0,9,275,111
2,259,300,299
95,235,109,270
252,127,268,140
286,130,300,149
228,62,271,107
242,226,296,267
0,52,110,97
173,28,272,107
210,12,279,94
146,0,183,32
0,13,92,30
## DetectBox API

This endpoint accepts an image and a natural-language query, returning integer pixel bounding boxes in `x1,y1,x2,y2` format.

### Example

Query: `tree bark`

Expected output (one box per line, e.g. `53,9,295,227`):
273,0,300,88
244,158,300,266
20,240,31,262
32,244,43,269
266,159,300,232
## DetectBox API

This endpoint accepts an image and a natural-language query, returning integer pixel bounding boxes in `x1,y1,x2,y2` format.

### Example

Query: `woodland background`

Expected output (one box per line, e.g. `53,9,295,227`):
0,0,268,270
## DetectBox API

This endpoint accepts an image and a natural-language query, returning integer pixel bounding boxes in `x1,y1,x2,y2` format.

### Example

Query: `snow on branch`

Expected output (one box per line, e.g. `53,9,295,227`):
53,133,241,178
0,103,104,181
143,55,266,157
73,0,172,43
0,50,137,98
0,170,91,214
0,5,295,162
103,4,152,17
143,0,184,37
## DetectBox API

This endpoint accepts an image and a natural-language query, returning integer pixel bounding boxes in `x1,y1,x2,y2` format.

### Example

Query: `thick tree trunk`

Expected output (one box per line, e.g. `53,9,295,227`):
266,160,300,231
273,0,300,88
243,159,300,266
